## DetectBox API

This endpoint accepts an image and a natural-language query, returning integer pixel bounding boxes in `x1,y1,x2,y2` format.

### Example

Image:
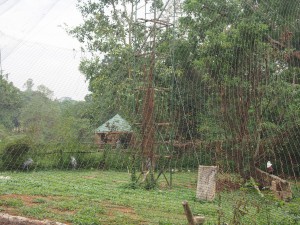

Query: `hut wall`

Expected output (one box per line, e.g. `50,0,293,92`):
95,132,133,149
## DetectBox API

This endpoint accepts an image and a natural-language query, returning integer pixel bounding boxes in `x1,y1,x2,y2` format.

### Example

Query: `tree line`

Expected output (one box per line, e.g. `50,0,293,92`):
67,0,300,177
0,76,92,145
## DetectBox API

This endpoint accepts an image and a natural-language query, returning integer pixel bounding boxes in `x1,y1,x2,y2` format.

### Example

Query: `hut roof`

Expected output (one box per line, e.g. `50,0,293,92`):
95,114,132,133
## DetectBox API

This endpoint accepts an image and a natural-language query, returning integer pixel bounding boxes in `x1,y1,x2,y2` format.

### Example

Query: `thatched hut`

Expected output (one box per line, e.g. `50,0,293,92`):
95,114,133,149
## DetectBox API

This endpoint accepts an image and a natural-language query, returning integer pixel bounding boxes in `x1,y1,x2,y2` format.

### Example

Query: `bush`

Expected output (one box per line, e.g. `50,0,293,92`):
1,137,32,170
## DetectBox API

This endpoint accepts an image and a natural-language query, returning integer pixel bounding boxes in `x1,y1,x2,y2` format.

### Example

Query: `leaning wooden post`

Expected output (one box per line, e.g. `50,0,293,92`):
182,201,205,225
182,201,195,225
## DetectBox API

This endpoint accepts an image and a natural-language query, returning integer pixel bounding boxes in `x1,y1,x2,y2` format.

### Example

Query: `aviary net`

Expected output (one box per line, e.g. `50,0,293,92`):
0,0,299,224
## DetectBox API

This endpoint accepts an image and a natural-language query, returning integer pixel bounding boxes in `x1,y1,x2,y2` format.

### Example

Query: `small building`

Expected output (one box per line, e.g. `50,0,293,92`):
95,114,134,149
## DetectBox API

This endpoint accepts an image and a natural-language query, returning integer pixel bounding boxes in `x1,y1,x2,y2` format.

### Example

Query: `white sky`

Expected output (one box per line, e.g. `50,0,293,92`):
0,0,90,101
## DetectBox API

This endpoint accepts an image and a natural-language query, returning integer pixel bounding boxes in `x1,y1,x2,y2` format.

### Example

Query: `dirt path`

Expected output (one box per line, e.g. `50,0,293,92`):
0,213,66,225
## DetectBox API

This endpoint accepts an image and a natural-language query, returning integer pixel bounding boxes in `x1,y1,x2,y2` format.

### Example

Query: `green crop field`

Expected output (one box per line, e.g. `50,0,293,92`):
0,170,299,225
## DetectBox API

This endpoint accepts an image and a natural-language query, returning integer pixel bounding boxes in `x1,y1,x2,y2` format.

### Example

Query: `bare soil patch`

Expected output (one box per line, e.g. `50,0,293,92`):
1,194,41,207
0,213,66,225
82,175,97,179
0,194,72,225
103,201,139,219
0,194,64,204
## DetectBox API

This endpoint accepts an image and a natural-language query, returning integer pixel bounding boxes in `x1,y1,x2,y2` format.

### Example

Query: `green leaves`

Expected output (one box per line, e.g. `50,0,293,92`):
0,75,22,129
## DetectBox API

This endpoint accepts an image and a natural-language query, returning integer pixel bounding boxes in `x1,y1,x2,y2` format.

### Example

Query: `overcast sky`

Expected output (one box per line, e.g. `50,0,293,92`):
0,0,89,101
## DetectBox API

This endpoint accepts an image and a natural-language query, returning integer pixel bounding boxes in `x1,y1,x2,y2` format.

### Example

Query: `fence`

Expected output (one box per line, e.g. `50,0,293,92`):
0,0,299,224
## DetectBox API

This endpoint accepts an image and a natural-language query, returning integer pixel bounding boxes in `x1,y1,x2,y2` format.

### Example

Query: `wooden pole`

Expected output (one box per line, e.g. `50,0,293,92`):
182,201,196,225
182,201,205,225
141,66,155,171
141,4,157,173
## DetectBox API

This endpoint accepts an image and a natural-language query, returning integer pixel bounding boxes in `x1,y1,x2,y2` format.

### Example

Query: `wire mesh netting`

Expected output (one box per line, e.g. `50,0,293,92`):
0,0,300,224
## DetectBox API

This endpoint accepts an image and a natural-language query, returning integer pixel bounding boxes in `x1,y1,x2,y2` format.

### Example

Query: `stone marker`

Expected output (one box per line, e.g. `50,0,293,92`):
196,165,218,201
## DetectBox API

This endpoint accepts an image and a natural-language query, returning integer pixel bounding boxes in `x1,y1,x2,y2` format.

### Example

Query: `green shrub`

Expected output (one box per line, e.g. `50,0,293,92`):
1,137,32,170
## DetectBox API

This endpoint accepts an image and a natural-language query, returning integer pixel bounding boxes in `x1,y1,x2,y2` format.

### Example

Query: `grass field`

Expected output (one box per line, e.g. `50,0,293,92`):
0,170,299,225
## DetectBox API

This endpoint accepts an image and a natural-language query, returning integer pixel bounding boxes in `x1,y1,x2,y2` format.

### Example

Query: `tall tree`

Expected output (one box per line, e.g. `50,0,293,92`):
0,74,22,129
20,85,60,143
37,84,54,100
23,78,34,92
68,0,170,125
180,0,300,175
